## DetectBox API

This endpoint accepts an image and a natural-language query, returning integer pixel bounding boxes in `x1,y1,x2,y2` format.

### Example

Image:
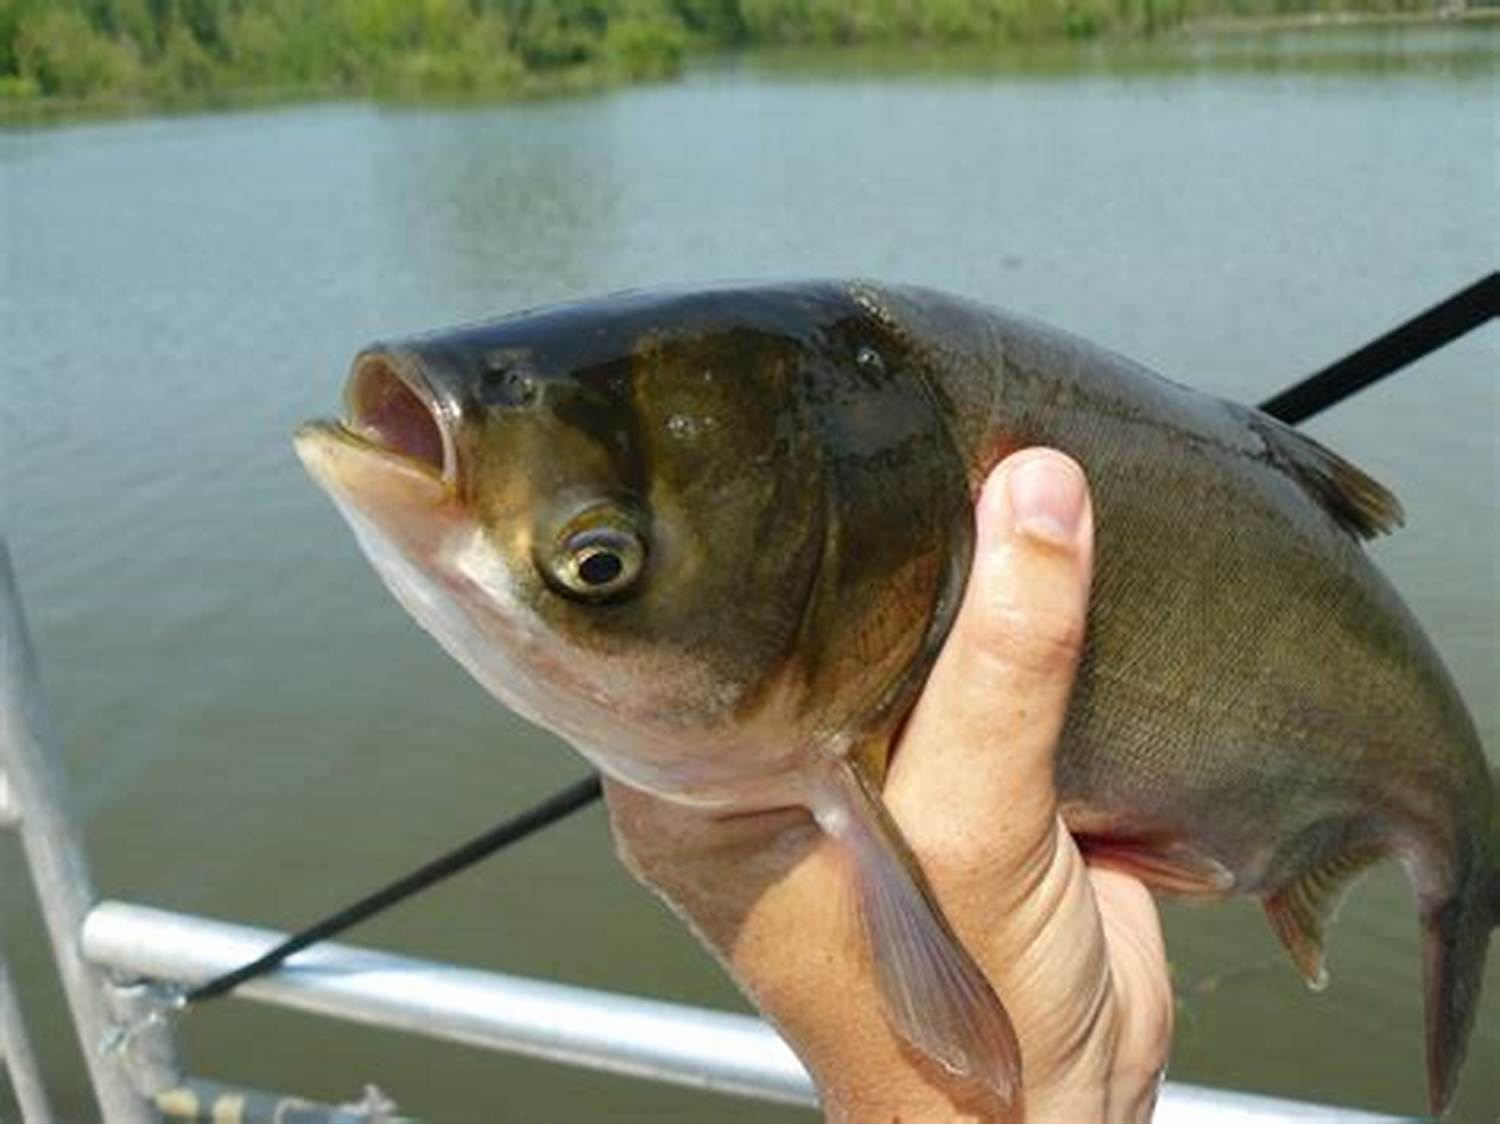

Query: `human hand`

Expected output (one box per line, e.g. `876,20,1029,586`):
605,449,1172,1122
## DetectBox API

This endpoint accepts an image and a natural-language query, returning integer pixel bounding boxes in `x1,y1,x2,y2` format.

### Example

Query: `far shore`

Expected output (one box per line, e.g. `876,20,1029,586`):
1182,4,1497,35
3,10,1493,127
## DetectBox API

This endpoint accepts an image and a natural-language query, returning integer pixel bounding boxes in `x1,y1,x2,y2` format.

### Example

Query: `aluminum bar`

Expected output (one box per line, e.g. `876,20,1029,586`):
1,767,17,828
83,900,808,1106
1,955,55,1122
0,542,164,1121
153,1077,401,1123
82,900,1401,1122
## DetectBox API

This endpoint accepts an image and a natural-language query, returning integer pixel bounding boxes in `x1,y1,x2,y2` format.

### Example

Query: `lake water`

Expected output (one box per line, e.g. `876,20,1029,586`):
2,24,1496,1121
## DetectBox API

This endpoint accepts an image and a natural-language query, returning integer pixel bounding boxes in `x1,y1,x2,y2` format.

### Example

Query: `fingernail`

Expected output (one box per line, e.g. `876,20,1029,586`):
1007,454,1086,547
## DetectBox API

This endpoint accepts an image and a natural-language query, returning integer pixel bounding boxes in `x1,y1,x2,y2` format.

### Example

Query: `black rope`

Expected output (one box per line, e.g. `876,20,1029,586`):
186,272,1494,1007
1258,271,1498,424
184,773,603,1004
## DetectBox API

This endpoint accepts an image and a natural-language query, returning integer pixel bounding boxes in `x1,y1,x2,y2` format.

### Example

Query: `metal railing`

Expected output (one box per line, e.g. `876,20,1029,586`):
0,956,53,1123
9,276,1496,1122
1,543,173,1121
79,901,1400,1124
0,533,1409,1125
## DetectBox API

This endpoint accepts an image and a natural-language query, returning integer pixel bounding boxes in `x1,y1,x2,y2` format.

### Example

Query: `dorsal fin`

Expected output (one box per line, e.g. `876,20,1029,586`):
1249,413,1404,540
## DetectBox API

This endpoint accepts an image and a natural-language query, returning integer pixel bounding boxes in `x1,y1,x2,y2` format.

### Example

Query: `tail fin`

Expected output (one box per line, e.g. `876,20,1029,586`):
1421,785,1498,1117
1421,892,1492,1116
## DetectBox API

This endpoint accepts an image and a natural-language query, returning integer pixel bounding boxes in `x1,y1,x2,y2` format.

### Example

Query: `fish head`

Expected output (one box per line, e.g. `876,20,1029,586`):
296,283,952,801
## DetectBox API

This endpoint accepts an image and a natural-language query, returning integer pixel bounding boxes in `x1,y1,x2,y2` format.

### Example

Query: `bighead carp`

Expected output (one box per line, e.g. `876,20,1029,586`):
297,282,1495,1115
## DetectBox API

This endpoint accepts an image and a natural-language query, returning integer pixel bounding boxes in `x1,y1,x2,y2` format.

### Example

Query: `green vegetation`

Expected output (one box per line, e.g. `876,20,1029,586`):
734,0,1456,43
0,0,693,108
0,0,1463,111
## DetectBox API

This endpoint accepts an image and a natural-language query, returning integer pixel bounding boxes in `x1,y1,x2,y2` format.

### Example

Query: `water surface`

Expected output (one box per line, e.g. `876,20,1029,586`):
2,25,1496,1121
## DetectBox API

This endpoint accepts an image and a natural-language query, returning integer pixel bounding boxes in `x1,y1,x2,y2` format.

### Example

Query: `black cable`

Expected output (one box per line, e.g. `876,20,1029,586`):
184,773,603,1004
1259,271,1498,424
188,272,1494,1007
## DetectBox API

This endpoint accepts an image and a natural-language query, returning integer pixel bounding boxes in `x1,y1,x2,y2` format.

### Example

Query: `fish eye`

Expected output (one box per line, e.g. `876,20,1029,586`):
479,366,539,409
855,344,885,375
544,518,646,602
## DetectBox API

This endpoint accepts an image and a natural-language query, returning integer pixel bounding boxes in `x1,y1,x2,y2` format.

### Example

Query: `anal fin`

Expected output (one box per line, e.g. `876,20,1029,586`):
1263,845,1384,991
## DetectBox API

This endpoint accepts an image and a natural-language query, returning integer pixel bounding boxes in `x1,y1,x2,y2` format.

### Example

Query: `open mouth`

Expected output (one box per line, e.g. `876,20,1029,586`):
342,354,451,480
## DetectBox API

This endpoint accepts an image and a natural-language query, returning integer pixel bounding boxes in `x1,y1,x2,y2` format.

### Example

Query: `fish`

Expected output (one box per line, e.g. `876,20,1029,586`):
294,281,1496,1116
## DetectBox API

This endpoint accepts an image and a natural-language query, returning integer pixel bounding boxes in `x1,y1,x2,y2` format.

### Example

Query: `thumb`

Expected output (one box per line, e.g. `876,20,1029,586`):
886,448,1094,875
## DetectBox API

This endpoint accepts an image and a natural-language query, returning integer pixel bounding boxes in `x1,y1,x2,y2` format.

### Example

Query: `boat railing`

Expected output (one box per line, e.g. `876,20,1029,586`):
0,541,1407,1123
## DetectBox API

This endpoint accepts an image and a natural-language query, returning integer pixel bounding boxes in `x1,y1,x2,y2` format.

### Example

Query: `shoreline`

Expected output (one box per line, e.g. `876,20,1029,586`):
1181,4,1498,36
3,10,1493,127
0,62,654,127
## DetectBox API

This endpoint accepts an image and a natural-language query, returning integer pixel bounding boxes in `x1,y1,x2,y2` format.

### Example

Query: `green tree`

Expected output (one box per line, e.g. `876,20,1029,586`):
13,6,142,96
153,18,214,92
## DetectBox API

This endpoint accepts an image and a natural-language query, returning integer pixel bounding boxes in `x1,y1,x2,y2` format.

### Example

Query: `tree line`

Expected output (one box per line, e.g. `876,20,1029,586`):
0,0,1449,106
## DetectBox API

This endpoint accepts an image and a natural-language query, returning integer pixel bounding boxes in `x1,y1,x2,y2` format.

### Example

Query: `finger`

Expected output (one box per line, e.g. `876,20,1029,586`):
887,448,1094,872
1087,864,1174,1088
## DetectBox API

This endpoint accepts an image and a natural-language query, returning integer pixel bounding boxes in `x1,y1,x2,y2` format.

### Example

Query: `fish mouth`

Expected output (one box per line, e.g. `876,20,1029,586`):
294,352,461,510
340,352,455,482
296,352,457,487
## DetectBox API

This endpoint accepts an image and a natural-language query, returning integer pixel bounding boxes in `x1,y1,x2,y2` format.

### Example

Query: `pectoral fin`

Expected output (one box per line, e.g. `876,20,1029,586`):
1078,836,1235,896
815,760,1022,1116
